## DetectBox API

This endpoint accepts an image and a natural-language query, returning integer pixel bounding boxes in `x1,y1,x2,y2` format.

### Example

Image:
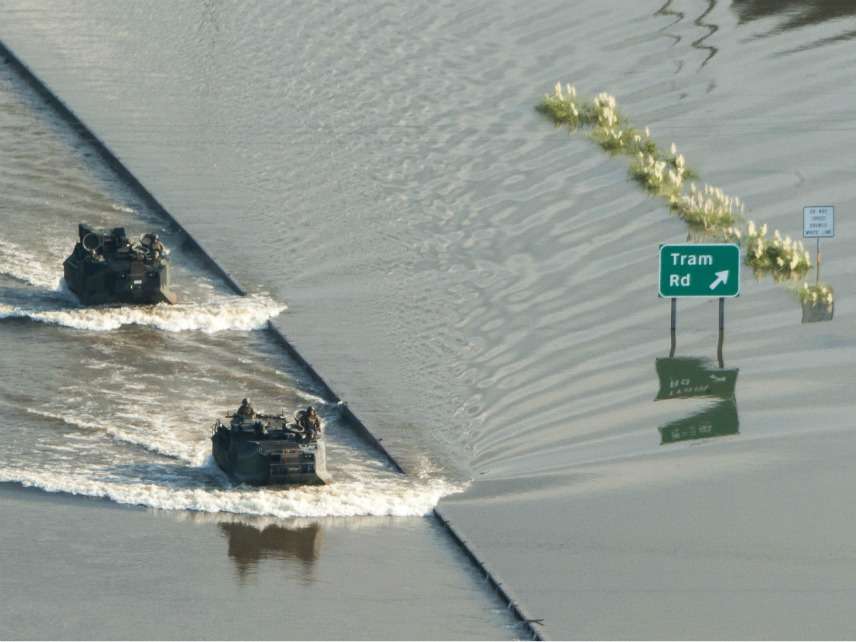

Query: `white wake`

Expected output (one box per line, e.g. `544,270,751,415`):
0,466,464,519
0,294,285,333
0,238,64,290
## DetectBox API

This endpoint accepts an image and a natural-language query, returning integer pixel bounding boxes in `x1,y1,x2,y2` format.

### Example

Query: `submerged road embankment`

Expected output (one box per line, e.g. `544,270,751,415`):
0,39,543,641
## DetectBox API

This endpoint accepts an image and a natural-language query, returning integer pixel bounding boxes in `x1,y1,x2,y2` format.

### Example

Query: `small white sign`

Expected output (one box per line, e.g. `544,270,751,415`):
804,206,834,238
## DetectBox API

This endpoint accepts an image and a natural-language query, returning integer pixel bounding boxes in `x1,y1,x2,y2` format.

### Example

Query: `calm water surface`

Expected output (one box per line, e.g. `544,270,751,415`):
1,486,518,640
2,0,856,637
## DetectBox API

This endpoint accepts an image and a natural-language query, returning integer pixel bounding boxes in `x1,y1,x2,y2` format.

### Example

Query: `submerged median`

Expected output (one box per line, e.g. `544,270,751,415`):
537,83,834,311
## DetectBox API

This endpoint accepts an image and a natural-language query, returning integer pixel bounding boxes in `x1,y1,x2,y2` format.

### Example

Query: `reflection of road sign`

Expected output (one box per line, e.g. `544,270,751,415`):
803,206,834,238
659,398,739,444
658,244,740,298
655,357,738,401
655,357,740,445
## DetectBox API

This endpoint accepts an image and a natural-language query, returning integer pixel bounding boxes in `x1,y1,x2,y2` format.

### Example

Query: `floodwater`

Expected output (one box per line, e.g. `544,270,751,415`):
0,51,520,640
2,0,856,638
1,485,515,640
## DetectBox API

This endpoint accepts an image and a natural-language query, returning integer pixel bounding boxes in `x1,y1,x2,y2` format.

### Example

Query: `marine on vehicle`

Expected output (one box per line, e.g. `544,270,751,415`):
211,400,329,486
63,223,177,305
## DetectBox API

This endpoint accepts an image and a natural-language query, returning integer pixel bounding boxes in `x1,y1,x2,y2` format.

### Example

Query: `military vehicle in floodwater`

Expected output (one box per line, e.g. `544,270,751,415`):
63,223,177,305
212,400,329,486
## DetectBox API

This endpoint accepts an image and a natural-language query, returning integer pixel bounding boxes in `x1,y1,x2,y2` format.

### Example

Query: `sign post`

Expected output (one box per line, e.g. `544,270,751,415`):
803,206,834,285
658,243,740,363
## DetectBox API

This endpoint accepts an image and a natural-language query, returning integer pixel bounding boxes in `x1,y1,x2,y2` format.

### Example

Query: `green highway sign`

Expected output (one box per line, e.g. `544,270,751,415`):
658,243,740,298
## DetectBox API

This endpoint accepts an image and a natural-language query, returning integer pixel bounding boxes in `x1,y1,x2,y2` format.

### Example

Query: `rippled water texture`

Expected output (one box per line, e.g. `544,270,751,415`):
0,50,520,640
0,63,461,520
2,0,856,638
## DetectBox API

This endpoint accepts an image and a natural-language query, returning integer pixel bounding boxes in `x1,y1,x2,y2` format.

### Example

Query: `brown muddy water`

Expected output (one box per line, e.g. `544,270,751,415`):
2,0,856,638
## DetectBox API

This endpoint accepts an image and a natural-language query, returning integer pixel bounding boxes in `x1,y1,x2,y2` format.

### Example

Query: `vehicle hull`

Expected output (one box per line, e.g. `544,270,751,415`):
212,433,329,486
63,254,176,306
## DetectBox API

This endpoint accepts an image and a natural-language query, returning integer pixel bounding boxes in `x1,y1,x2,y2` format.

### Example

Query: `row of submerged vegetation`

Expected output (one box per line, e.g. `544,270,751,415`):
537,83,833,308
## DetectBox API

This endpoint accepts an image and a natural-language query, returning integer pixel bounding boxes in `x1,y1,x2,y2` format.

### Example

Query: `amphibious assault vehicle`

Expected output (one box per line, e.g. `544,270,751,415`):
63,223,177,305
212,402,329,486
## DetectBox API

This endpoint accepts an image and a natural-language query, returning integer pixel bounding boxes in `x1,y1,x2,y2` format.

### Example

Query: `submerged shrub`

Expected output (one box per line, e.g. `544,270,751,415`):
536,81,829,301
630,152,684,200
537,82,585,128
672,183,743,230
667,142,697,180
632,127,659,156
744,221,811,279
591,124,630,152
798,282,834,308
589,92,631,152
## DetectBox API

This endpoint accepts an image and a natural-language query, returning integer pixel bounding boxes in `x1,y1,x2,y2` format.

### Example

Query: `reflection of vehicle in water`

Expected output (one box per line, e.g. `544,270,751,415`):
63,224,177,305
219,522,322,579
211,401,329,486
655,357,739,445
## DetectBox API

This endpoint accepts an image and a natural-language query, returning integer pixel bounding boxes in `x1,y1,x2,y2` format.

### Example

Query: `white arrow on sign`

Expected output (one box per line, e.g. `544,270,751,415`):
709,270,729,290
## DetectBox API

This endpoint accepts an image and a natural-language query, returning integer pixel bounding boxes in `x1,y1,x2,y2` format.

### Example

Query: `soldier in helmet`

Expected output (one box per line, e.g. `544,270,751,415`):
140,232,165,260
236,398,255,418
296,406,321,437
151,234,165,259
306,406,320,430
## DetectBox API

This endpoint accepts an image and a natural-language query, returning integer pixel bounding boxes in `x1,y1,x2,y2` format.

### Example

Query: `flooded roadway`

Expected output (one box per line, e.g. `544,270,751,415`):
3,0,856,638
0,52,521,639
